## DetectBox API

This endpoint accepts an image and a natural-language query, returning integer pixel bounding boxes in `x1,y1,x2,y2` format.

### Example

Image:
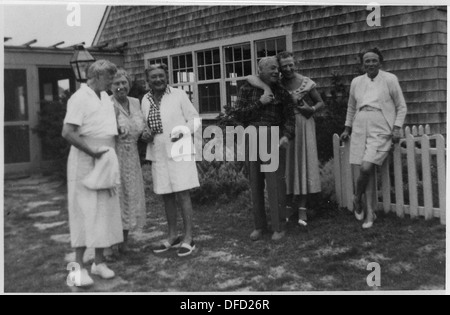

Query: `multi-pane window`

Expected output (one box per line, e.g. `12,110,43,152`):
148,57,168,66
197,49,221,81
197,49,221,113
172,53,195,101
255,37,287,64
224,43,252,107
145,34,288,115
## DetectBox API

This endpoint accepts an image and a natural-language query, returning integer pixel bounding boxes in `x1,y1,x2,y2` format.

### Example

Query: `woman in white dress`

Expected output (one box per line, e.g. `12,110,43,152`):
111,68,146,253
141,63,200,257
62,60,123,287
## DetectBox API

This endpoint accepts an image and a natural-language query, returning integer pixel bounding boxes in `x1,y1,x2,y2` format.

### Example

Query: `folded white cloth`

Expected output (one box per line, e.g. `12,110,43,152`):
82,146,120,191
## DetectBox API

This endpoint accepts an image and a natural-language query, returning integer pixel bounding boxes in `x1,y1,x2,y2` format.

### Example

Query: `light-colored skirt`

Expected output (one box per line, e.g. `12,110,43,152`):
286,113,322,196
350,109,392,166
151,134,200,195
67,137,123,248
116,140,146,231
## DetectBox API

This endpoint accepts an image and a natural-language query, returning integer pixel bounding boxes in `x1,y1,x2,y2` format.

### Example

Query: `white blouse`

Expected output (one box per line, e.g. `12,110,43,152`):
64,84,118,138
141,87,200,161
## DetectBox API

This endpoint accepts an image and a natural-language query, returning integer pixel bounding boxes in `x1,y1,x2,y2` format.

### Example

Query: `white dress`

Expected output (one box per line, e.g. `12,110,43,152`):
64,84,123,248
141,87,200,195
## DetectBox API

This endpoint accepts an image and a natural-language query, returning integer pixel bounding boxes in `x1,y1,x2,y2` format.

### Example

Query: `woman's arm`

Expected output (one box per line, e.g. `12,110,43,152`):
309,88,325,112
246,75,273,95
62,123,108,158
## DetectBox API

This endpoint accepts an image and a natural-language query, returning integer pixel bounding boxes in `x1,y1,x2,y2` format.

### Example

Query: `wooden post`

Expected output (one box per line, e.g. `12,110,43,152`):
393,142,405,218
421,135,433,220
436,135,446,225
381,154,391,213
406,133,419,218
333,134,342,207
343,140,354,211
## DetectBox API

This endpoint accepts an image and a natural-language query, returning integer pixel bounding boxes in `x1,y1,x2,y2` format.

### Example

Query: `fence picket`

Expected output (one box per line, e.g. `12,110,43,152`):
393,143,405,218
436,135,446,225
406,133,419,218
333,134,342,206
381,155,391,213
425,124,431,135
412,126,418,136
418,125,424,136
421,135,433,220
343,141,354,211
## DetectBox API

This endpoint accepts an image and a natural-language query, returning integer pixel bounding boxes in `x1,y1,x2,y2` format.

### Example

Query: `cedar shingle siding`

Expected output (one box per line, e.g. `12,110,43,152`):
96,5,447,133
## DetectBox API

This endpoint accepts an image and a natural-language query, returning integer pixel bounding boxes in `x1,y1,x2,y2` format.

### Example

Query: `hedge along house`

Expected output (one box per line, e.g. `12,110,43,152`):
4,43,124,176
93,5,447,131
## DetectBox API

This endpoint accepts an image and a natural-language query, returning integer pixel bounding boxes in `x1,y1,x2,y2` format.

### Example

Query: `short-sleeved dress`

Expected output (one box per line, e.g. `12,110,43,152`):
141,87,200,195
64,84,123,248
285,76,322,196
113,96,147,232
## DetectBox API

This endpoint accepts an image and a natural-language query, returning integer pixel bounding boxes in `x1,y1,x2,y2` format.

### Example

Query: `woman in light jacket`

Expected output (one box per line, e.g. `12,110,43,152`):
141,63,200,257
340,48,407,229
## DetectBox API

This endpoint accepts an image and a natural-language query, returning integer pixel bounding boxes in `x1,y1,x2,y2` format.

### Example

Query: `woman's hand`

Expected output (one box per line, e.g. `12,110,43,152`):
92,148,109,159
141,128,154,144
279,136,290,149
118,126,129,138
298,103,315,119
392,126,402,144
260,93,274,106
340,127,351,142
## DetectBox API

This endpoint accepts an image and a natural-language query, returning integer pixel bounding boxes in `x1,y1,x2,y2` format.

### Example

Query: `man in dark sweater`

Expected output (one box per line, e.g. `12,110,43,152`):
234,56,295,241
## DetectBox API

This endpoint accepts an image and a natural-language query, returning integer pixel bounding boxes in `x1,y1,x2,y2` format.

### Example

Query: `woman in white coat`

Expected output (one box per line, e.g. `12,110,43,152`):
141,63,200,257
340,48,407,229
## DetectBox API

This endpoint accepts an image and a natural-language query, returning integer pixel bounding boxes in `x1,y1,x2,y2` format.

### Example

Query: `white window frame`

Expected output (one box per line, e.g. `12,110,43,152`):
144,27,293,120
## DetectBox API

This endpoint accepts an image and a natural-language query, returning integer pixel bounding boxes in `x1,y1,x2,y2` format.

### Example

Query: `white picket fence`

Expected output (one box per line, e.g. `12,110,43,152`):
333,125,446,225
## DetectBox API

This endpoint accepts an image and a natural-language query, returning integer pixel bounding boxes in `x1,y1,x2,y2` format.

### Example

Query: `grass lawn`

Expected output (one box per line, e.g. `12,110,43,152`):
3,165,446,293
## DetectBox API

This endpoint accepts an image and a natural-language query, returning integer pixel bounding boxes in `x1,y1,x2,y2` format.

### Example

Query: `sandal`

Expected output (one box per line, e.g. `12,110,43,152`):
177,241,196,257
153,236,182,254
362,213,377,229
353,195,364,221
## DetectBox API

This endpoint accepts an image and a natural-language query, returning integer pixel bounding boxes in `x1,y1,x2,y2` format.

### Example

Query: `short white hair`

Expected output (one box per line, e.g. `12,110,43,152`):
87,60,117,79
258,56,278,71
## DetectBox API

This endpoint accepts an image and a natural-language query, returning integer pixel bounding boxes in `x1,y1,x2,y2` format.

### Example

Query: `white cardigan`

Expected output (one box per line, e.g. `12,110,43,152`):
345,70,407,130
141,87,200,161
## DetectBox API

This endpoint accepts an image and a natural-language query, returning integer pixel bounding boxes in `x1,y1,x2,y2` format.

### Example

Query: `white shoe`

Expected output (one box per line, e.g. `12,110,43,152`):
70,268,94,287
91,263,115,279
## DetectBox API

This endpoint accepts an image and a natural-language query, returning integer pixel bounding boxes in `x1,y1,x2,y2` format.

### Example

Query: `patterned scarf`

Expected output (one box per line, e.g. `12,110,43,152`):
146,86,171,135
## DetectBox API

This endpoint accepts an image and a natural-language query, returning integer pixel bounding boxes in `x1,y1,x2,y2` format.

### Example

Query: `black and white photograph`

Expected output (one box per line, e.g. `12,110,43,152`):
1,0,447,297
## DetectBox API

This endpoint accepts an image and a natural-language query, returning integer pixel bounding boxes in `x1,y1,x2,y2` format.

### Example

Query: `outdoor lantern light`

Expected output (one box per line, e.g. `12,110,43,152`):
70,45,96,83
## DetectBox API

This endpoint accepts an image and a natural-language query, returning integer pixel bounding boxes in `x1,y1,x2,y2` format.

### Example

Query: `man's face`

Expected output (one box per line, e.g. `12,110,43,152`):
279,57,296,79
259,59,280,85
97,73,115,92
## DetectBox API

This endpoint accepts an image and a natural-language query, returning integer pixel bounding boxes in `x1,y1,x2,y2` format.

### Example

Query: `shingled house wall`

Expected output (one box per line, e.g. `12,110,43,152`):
95,5,447,133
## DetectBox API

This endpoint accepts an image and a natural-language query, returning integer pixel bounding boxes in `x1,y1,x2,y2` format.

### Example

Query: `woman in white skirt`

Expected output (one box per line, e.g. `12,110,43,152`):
340,48,407,229
62,60,123,286
141,63,200,257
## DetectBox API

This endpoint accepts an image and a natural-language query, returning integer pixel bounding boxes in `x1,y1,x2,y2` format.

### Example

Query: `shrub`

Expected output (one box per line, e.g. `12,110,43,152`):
315,73,349,163
319,159,337,204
